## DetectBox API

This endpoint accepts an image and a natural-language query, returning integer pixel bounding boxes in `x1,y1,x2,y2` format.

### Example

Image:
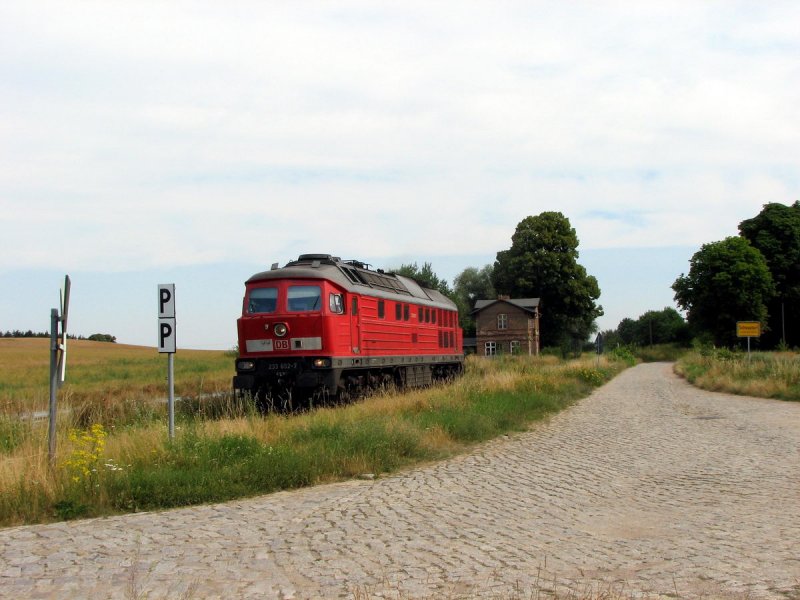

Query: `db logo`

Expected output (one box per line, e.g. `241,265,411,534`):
274,340,290,350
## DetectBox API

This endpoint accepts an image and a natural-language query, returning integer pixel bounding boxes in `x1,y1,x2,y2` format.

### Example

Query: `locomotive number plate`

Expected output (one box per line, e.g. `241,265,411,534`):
274,339,290,350
268,363,296,371
268,362,296,378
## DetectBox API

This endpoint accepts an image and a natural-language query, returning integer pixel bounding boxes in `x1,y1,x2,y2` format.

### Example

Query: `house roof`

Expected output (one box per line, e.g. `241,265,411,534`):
472,298,540,315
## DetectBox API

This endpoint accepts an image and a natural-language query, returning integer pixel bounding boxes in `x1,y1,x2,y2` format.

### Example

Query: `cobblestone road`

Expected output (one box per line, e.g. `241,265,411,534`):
2,363,799,599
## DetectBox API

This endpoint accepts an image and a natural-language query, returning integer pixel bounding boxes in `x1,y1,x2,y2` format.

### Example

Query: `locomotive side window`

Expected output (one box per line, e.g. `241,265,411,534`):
432,310,437,324
248,288,278,314
329,293,344,314
288,285,322,312
351,296,359,316
395,303,402,320
378,299,385,319
403,304,410,321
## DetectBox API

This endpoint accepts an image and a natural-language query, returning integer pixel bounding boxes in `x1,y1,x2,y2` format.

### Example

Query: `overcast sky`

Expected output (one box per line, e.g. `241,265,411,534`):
2,2,798,349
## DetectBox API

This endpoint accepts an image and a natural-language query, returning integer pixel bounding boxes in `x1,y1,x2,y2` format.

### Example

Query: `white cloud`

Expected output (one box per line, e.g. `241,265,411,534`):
2,1,799,277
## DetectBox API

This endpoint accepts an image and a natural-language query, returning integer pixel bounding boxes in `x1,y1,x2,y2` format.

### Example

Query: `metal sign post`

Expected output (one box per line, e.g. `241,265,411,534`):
48,309,59,467
48,275,71,467
158,284,176,439
594,333,603,366
736,321,761,361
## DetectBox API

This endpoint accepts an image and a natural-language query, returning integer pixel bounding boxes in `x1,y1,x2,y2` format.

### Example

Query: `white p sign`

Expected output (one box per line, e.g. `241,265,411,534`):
158,284,176,353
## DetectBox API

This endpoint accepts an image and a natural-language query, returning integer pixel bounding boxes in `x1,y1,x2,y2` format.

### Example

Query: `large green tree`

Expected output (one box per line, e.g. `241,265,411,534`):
672,237,775,346
739,201,800,347
452,265,496,336
393,262,453,297
492,212,603,348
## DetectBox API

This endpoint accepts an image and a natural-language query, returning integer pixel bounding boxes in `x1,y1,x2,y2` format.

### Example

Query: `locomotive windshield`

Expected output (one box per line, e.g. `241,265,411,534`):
247,288,278,314
288,285,322,312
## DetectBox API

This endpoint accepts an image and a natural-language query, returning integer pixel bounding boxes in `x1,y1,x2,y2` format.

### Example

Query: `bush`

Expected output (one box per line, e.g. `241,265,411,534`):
87,334,116,343
608,346,636,366
633,344,689,363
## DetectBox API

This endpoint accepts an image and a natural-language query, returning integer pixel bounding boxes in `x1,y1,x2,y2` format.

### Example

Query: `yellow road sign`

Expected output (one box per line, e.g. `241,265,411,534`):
736,321,761,337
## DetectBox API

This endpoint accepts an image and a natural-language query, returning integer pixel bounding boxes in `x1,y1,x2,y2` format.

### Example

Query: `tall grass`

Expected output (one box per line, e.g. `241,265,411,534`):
0,350,628,527
675,349,800,401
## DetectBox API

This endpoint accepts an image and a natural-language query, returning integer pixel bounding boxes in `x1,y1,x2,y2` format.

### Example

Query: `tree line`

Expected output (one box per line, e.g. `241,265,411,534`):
395,202,800,353
599,308,690,350
1,331,117,342
672,201,800,348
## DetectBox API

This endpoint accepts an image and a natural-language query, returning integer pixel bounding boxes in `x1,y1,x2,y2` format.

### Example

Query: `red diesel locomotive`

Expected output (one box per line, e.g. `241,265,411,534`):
233,254,464,409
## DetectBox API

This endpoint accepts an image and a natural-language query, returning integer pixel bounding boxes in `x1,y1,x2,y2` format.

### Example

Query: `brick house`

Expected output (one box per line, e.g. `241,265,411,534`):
472,296,541,356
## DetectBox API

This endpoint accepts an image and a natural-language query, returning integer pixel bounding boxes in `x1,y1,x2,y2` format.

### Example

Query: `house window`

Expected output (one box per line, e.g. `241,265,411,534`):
497,314,508,329
485,341,496,356
510,340,521,355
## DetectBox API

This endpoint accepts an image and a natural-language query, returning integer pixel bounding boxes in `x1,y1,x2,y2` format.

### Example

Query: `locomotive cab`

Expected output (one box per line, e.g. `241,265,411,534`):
234,277,346,407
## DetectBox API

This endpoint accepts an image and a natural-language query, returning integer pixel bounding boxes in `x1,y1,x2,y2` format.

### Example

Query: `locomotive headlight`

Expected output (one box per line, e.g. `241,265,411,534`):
236,360,255,371
312,358,331,369
273,323,288,337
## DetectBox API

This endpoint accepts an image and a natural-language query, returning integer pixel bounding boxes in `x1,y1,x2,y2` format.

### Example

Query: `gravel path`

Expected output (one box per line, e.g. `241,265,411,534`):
2,362,799,599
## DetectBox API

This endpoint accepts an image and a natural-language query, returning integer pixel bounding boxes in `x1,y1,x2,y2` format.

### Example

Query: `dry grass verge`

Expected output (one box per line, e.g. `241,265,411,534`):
675,349,800,401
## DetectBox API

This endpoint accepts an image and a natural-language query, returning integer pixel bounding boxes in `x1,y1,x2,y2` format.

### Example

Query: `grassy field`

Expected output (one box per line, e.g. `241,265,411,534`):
0,338,234,415
0,339,628,526
675,348,800,401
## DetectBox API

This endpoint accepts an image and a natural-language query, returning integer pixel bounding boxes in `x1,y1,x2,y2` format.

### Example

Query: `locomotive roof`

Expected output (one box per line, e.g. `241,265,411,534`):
246,254,457,310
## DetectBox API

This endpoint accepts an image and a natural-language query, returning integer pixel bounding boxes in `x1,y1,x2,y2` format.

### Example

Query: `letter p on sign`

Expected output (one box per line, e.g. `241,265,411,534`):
158,284,176,353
